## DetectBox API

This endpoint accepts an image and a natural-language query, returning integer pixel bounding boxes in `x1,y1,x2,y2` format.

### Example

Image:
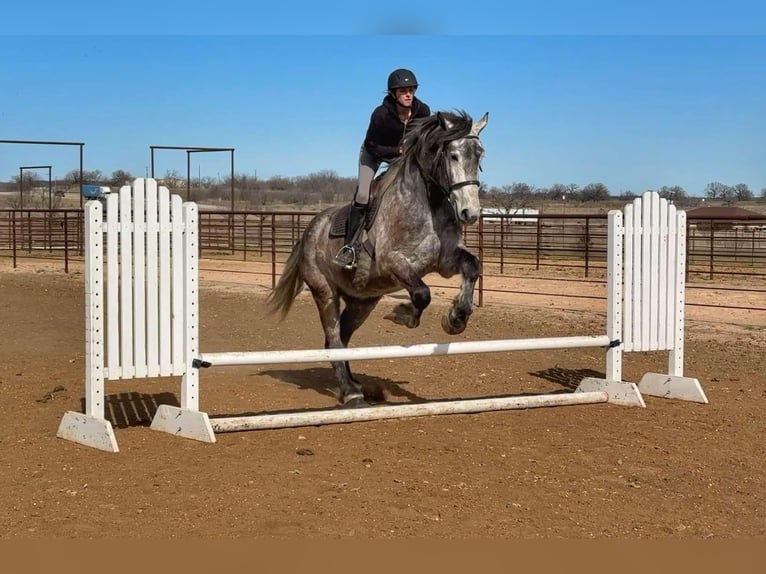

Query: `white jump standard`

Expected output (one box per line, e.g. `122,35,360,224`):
57,179,707,453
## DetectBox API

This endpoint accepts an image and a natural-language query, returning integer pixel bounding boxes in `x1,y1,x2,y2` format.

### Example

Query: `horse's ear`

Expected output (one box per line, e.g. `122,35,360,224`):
437,111,454,131
470,112,489,136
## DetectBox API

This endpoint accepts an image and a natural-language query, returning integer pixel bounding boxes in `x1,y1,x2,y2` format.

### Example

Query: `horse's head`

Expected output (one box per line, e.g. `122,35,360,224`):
401,110,489,225
437,111,488,225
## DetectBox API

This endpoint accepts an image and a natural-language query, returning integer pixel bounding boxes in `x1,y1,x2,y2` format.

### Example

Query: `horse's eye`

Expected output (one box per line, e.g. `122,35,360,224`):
450,153,459,161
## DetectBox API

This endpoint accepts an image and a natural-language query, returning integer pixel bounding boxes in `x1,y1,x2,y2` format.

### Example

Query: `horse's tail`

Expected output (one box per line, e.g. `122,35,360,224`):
266,239,305,319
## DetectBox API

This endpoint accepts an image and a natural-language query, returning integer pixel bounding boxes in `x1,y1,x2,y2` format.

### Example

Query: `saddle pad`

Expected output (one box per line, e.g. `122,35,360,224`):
328,191,383,239
329,204,351,238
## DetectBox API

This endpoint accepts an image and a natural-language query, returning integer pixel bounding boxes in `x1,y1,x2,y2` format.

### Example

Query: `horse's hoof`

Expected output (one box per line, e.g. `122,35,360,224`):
341,396,368,409
441,313,467,335
384,311,411,327
384,303,420,329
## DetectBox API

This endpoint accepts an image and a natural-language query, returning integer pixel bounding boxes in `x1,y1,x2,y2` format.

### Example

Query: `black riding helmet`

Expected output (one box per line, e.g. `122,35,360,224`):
387,68,418,92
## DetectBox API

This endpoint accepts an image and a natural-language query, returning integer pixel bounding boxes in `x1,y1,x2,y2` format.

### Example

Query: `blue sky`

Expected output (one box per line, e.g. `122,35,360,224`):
1,2,764,197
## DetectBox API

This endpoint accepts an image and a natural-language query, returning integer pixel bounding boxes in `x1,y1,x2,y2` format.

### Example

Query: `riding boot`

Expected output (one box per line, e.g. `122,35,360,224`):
333,202,366,269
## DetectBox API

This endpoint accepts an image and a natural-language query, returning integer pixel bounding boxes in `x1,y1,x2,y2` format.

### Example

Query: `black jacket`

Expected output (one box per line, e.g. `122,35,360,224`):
363,94,431,162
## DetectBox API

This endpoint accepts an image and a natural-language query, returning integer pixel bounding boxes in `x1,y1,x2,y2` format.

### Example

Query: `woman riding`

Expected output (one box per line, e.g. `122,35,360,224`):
333,67,432,268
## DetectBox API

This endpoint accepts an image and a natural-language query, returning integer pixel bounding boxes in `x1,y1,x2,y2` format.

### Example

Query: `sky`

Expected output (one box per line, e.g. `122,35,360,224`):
1,2,765,197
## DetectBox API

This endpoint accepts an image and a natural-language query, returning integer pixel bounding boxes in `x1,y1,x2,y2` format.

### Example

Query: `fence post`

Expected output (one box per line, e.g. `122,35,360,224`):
499,217,505,275
259,215,264,256
584,217,591,278
229,213,235,255
751,228,756,266
26,211,32,253
63,211,69,274
477,215,484,307
686,223,692,282
11,210,17,269
243,213,248,261
535,217,541,270
271,213,276,289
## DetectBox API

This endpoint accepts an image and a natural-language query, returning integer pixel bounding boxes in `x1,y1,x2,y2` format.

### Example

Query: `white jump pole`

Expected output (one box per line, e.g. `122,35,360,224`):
212,391,610,432
196,335,615,368
152,334,633,442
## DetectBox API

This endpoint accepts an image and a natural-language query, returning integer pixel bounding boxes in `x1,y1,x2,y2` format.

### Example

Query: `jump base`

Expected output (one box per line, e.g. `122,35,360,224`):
57,411,119,453
638,373,709,404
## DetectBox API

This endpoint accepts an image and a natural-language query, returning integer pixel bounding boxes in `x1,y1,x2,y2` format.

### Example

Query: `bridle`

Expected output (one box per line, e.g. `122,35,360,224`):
414,134,482,221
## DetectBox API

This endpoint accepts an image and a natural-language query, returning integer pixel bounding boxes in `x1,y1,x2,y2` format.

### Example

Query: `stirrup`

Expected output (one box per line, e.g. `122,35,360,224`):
332,245,357,269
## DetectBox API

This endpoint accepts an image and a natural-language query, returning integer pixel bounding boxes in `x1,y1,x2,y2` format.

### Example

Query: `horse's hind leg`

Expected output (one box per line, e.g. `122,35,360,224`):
340,296,383,404
340,296,382,346
306,285,365,406
440,248,481,335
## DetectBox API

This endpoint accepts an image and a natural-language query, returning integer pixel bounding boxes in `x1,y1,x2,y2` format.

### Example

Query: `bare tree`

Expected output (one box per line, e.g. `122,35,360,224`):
12,172,41,188
580,182,610,202
159,169,184,190
732,183,753,201
620,190,636,200
704,181,732,201
656,185,686,202
546,183,570,200
265,175,291,191
64,169,104,186
484,182,536,213
109,169,133,187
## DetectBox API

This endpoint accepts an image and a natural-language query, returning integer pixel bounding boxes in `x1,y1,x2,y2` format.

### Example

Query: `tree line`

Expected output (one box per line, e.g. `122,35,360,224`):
1,167,764,210
480,181,762,212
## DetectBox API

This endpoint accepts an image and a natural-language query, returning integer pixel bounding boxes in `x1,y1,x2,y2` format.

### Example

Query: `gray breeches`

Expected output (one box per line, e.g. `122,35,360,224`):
354,145,381,206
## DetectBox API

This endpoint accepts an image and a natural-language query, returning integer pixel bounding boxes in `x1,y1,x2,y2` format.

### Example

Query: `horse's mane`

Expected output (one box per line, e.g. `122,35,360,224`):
378,110,474,191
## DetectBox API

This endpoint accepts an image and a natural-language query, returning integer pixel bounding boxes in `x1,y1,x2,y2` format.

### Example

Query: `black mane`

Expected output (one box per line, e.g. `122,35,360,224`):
380,110,474,192
405,109,474,159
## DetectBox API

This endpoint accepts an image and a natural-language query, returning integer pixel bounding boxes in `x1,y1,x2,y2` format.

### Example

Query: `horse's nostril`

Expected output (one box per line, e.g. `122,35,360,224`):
462,210,478,224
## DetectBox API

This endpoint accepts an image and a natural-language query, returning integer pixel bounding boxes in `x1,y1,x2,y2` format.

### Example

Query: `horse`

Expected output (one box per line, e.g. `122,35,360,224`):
266,110,489,407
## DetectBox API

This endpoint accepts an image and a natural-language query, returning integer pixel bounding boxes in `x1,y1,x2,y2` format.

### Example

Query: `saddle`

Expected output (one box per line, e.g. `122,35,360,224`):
329,176,389,289
329,177,385,239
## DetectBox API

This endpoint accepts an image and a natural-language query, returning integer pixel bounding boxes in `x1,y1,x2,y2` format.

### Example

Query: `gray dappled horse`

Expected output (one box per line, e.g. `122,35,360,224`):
267,110,489,406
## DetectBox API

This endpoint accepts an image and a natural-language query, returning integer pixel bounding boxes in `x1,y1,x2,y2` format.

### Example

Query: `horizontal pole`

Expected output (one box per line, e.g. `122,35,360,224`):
212,391,610,432
150,145,234,151
0,139,84,146
197,335,613,368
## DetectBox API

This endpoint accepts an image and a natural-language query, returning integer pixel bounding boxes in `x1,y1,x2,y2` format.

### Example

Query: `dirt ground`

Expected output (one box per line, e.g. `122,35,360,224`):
0,258,764,540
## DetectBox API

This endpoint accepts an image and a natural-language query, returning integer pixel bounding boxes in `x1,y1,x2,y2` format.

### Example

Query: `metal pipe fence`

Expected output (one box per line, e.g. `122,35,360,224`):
2,207,765,288
0,209,84,272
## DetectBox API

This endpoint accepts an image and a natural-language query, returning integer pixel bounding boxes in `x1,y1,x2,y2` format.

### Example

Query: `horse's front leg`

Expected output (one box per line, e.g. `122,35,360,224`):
439,247,481,335
381,253,431,329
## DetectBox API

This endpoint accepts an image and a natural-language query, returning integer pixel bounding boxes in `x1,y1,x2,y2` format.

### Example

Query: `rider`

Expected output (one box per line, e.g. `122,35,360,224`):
333,67,432,269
